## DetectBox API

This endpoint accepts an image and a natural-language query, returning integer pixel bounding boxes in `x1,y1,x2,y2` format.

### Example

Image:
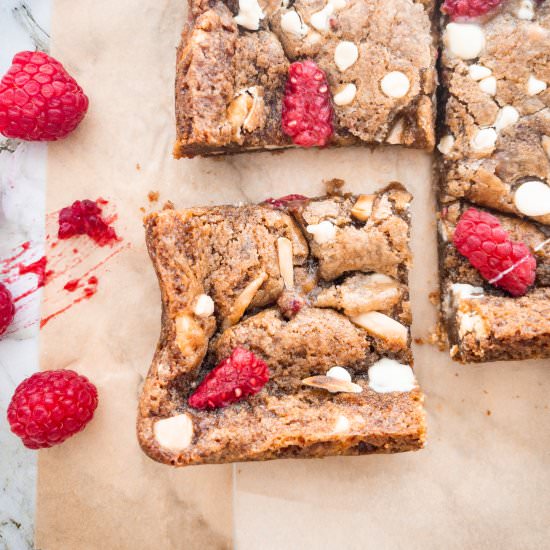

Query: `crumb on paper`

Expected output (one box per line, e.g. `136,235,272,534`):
139,207,146,213
414,337,425,345
486,410,491,416
325,178,345,196
148,191,159,202
136,163,141,170
163,201,175,210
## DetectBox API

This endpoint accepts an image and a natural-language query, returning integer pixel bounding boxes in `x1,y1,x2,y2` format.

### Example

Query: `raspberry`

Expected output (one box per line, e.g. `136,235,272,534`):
263,194,308,209
442,0,502,20
0,51,88,141
58,199,118,246
0,282,15,336
188,347,270,410
453,208,536,297
7,369,98,449
282,60,334,147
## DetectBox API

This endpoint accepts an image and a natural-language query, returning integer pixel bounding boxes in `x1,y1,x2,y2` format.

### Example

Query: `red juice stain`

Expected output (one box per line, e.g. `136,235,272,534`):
58,199,118,246
19,257,48,287
64,279,80,292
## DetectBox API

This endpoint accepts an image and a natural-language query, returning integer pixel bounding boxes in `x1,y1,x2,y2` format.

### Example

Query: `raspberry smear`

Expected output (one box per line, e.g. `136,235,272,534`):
282,60,334,147
442,0,502,20
188,347,270,410
453,208,536,296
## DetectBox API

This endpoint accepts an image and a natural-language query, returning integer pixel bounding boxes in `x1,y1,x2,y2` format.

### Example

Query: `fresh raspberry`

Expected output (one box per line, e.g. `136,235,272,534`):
188,347,270,410
0,283,15,336
7,369,98,449
453,208,536,297
58,199,118,246
442,0,502,19
282,60,334,147
263,194,308,209
0,51,89,141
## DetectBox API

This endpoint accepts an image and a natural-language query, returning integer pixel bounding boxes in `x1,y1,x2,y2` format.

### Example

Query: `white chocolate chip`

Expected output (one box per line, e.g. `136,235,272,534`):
333,415,351,433
479,76,497,95
334,41,359,71
380,71,410,98
514,180,550,216
281,10,309,38
451,283,484,303
277,237,294,289
468,64,492,81
310,3,333,32
494,105,519,132
333,83,357,105
527,75,547,96
437,135,455,155
194,294,215,317
368,358,415,393
517,0,535,20
542,136,550,158
234,0,265,30
471,127,497,152
444,23,485,60
326,366,352,382
154,414,194,451
306,220,337,244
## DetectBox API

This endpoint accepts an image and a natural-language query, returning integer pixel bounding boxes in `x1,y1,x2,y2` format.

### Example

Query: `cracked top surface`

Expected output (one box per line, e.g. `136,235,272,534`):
137,185,425,466
174,0,436,157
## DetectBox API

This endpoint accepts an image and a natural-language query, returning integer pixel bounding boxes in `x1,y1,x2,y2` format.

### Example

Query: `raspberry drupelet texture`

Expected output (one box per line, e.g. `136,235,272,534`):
7,369,98,449
188,347,270,410
442,0,502,19
0,51,89,141
0,283,15,336
453,208,536,297
282,61,334,147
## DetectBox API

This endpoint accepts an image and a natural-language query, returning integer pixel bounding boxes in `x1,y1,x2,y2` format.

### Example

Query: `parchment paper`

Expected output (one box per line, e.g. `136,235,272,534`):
36,0,550,548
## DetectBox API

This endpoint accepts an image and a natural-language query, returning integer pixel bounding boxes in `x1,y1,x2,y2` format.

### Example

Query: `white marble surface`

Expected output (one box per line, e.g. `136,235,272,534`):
0,2,51,548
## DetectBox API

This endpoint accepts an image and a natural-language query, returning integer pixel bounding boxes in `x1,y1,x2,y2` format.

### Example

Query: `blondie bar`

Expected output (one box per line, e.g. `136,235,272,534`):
137,185,426,466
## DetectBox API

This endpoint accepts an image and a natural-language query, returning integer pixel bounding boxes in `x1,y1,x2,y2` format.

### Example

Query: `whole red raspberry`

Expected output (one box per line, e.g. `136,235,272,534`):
0,51,89,141
442,0,502,19
7,369,98,449
188,347,270,410
58,199,118,246
263,194,308,209
453,208,536,297
0,282,15,336
282,60,334,147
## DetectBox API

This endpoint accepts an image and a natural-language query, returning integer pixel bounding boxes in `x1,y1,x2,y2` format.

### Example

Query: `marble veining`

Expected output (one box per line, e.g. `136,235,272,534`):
0,2,51,549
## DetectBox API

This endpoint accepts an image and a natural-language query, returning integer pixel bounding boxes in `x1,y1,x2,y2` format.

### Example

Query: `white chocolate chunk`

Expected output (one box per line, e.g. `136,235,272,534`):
194,294,215,317
333,83,357,105
334,41,359,71
351,311,408,350
310,3,333,32
458,311,488,339
333,415,351,433
306,220,337,244
175,314,205,355
451,283,484,303
331,0,347,9
234,0,265,30
368,358,415,393
514,180,550,216
527,75,547,95
277,237,294,289
154,414,194,451
444,23,485,60
494,105,519,132
281,10,309,38
380,71,410,98
542,136,550,158
326,366,352,382
479,76,497,95
437,135,455,155
471,128,497,152
517,0,535,20
468,64,492,81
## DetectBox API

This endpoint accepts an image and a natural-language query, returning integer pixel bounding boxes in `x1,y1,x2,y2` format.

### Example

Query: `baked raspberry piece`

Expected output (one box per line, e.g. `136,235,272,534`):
7,369,98,449
0,51,89,141
442,0,502,19
188,347,270,410
453,208,536,297
281,61,334,147
0,282,15,336
263,194,308,209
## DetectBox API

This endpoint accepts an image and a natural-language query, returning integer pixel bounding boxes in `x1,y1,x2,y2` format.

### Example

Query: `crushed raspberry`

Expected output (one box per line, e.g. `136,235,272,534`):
453,208,536,296
263,194,308,209
282,60,334,147
0,282,15,336
7,369,98,449
0,51,88,141
442,0,502,19
188,347,270,410
58,199,118,246
277,290,305,319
